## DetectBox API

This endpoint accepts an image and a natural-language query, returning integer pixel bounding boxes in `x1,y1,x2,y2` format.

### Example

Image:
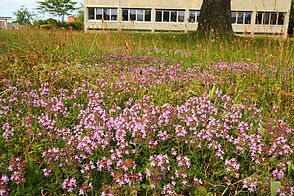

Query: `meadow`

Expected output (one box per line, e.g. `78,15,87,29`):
0,29,293,195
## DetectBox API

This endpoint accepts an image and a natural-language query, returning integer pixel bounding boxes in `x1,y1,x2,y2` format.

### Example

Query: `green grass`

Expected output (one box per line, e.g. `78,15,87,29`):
0,29,293,125
0,29,293,195
0,29,293,66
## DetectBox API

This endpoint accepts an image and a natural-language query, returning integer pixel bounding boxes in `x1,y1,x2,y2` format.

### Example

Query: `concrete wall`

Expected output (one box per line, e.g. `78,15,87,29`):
84,0,292,35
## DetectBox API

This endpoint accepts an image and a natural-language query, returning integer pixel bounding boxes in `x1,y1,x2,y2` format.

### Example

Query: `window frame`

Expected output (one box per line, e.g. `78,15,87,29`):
121,8,152,22
88,7,118,21
231,11,252,25
155,9,185,23
255,12,286,25
188,10,200,23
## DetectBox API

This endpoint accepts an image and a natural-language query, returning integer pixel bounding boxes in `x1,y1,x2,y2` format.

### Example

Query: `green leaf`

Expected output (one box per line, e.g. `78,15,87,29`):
270,181,282,196
209,85,217,100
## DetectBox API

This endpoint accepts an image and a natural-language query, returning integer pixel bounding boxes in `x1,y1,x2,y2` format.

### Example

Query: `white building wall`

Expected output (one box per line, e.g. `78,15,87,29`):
84,0,292,35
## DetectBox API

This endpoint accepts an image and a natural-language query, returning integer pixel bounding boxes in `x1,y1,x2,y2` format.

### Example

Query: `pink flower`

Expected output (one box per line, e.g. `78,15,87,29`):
62,177,76,192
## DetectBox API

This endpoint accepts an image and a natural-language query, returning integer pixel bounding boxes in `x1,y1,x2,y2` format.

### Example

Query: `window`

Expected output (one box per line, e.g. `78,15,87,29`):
103,9,110,20
88,8,95,20
171,11,177,22
163,11,169,22
111,9,117,21
121,9,152,22
270,13,277,25
145,10,151,21
156,10,162,22
137,10,144,21
278,13,285,25
256,12,286,25
189,10,200,23
231,11,251,24
231,12,236,24
88,7,118,21
122,9,128,21
156,10,185,23
178,11,185,22
263,13,270,24
130,9,136,21
96,8,103,20
244,12,251,24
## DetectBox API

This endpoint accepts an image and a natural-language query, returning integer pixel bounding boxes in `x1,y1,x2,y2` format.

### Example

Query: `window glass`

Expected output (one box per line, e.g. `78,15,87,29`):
103,9,110,20
178,11,185,22
270,13,277,25
163,11,170,22
237,12,244,24
231,12,236,24
170,11,177,22
111,9,117,21
244,12,251,24
145,10,151,21
130,9,136,21
88,8,95,20
96,8,103,20
122,9,128,21
137,10,144,21
256,13,262,24
263,13,270,24
278,13,285,25
156,11,162,22
189,11,196,23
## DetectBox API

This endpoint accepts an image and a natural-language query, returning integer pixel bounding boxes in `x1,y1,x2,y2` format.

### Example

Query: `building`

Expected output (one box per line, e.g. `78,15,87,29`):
68,16,77,23
0,17,13,29
84,0,292,35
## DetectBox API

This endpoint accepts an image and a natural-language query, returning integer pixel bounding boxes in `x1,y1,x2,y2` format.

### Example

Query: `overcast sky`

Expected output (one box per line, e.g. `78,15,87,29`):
0,0,83,19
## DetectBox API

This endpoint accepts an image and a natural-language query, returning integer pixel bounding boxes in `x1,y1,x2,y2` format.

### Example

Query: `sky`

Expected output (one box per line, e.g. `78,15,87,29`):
0,0,83,19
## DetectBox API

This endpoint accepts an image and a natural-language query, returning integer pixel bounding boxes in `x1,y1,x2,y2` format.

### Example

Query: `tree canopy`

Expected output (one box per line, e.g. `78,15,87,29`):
36,0,79,22
14,6,33,25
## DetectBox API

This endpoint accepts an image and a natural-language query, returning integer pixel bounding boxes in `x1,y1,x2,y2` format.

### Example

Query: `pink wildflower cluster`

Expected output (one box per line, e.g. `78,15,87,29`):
0,59,293,195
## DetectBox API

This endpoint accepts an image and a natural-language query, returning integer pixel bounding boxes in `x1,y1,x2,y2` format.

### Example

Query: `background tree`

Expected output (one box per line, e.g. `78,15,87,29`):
36,0,79,22
197,0,233,35
14,6,33,25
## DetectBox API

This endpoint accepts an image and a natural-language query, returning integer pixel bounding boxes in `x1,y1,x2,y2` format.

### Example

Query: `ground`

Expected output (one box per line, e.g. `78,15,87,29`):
0,29,293,195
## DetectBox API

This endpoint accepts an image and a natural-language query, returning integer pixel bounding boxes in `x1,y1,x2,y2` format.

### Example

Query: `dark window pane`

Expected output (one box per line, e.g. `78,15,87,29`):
156,11,162,22
237,12,244,24
137,10,144,21
263,13,270,24
178,11,185,22
256,13,262,24
196,11,200,22
278,13,285,25
103,9,110,20
122,9,128,21
231,12,236,24
270,13,277,25
145,10,151,21
163,11,170,22
96,8,103,20
171,11,177,22
189,11,196,23
130,9,136,21
111,9,117,21
88,8,95,20
244,12,251,24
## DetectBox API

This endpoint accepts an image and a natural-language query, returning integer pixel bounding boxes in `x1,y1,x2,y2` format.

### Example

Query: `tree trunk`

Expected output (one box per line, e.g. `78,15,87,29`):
197,0,233,35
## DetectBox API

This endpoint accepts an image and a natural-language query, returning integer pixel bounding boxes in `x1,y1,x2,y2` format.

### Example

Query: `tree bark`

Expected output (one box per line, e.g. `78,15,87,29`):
197,0,233,35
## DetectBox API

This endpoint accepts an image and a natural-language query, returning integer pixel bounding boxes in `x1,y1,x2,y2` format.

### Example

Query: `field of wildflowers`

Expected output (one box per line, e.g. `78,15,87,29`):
0,30,293,195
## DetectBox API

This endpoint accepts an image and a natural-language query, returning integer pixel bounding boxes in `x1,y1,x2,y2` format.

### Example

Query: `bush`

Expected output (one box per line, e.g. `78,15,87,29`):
32,18,83,30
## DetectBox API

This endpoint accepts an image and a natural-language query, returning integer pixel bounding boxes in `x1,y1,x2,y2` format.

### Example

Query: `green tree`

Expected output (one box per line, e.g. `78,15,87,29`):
36,0,79,22
13,6,33,25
